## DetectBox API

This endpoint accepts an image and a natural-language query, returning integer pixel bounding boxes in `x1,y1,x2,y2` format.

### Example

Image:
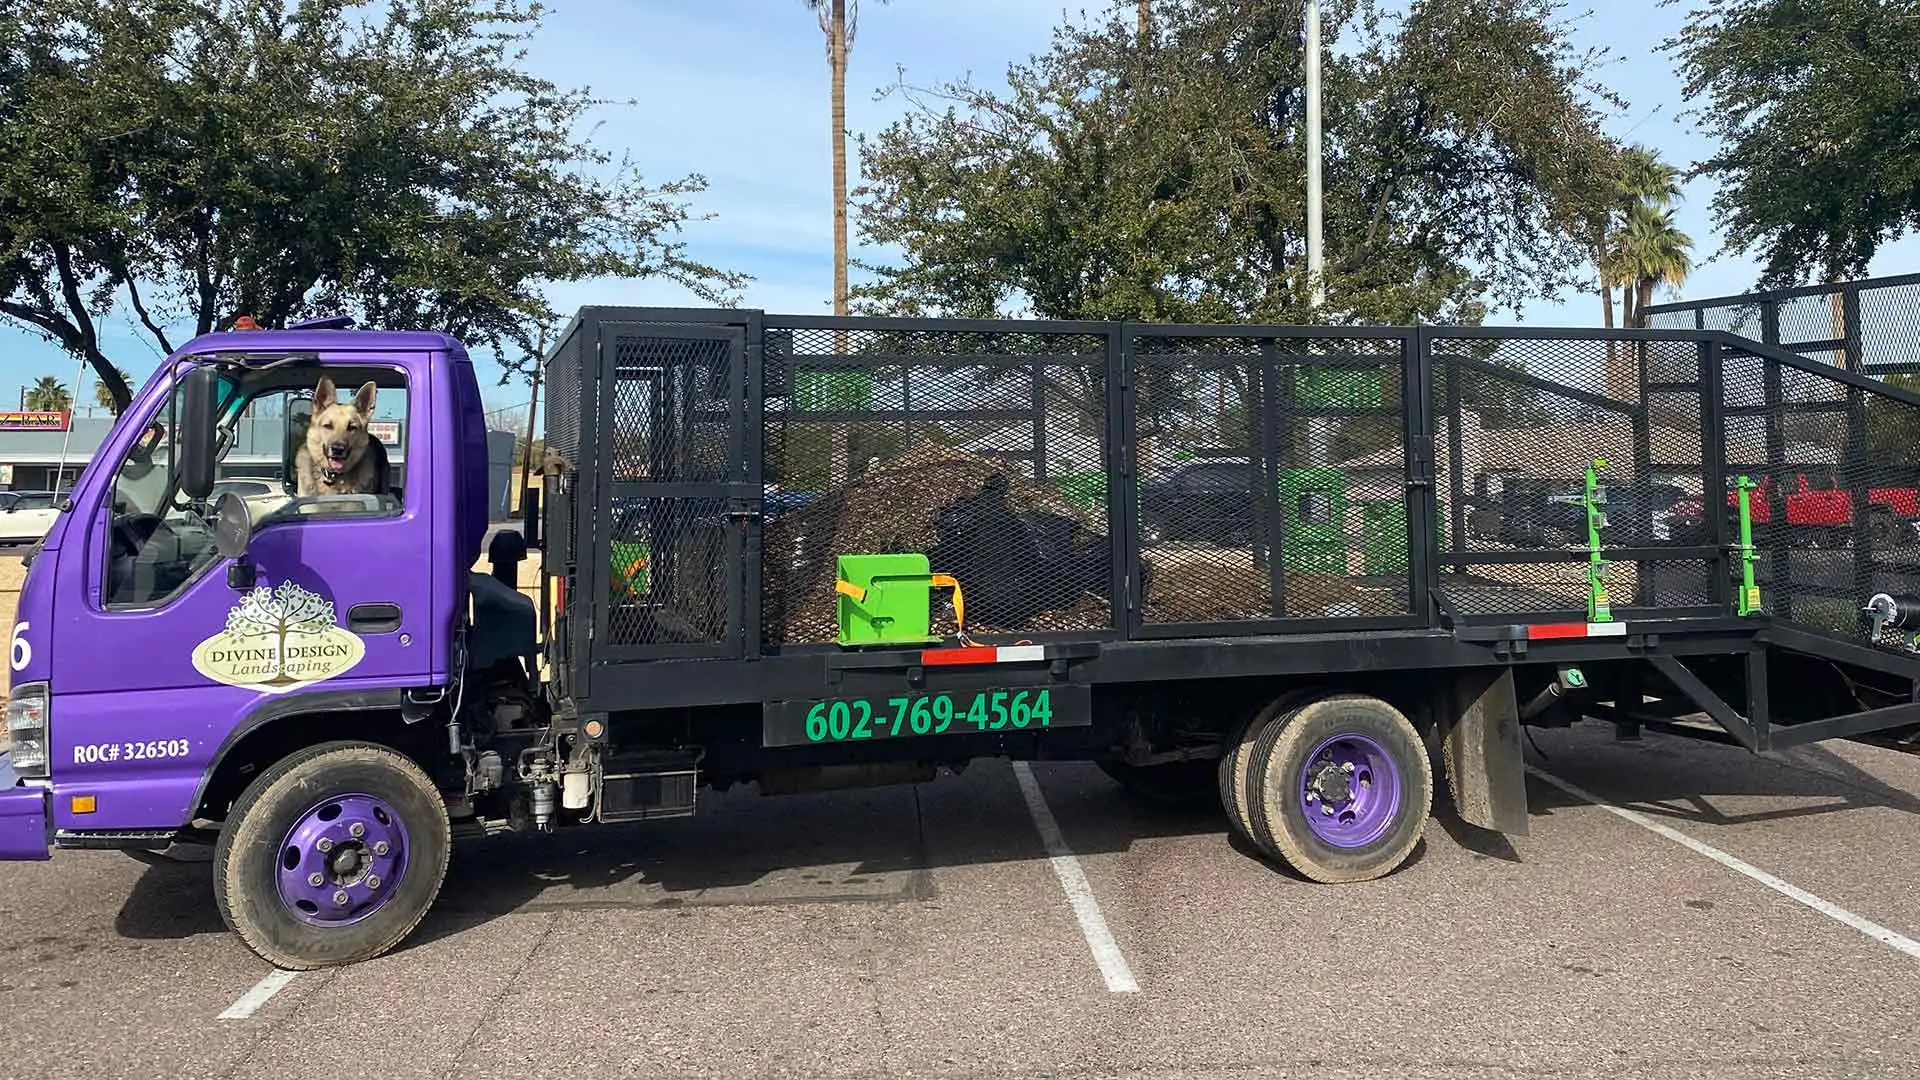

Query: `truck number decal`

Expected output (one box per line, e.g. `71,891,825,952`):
10,621,28,672
73,740,192,765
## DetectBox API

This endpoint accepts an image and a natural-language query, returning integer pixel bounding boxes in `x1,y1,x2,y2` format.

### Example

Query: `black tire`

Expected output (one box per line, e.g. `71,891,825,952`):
1243,694,1431,884
1216,690,1319,844
1096,758,1217,806
213,741,451,970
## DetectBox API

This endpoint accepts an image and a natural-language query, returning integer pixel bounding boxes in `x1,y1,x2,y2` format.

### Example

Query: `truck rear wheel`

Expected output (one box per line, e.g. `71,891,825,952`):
213,741,451,970
1243,694,1431,883
1217,690,1318,843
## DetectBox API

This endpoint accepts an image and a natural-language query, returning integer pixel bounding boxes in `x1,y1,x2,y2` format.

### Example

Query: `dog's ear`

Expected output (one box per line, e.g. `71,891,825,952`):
313,377,337,412
352,381,377,417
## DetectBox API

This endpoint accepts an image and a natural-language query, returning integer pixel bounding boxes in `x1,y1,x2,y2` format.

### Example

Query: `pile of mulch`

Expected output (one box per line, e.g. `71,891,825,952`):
762,444,1116,645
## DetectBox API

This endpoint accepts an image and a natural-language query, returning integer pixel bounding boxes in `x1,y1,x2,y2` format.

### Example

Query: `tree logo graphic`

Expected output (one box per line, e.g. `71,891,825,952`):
191,580,367,693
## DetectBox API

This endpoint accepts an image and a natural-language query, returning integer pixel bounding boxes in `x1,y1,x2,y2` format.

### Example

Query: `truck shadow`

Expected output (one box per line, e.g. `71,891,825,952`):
108,734,1916,948
1520,724,1920,826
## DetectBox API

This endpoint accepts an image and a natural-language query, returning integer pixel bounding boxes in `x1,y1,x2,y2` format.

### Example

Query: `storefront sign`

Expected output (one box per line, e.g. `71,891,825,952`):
0,411,69,432
368,421,400,443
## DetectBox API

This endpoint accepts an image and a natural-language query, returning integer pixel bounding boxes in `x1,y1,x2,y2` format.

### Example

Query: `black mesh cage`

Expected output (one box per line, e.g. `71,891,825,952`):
759,322,1114,647
534,298,1920,680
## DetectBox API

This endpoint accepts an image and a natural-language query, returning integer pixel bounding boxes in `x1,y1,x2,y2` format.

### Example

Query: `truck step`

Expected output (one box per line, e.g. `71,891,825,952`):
596,750,700,824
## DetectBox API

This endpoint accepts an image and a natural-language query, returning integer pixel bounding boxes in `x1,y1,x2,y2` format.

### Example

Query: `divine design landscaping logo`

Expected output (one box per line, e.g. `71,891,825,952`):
191,580,366,693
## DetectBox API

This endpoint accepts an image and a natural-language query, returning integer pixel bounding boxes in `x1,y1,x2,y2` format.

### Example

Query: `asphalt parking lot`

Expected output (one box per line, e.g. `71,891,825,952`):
3,723,1920,1080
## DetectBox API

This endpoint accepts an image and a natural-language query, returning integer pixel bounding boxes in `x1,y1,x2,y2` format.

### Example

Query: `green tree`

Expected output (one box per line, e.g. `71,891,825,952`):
0,0,745,412
24,376,71,412
1664,0,1920,286
853,0,1623,326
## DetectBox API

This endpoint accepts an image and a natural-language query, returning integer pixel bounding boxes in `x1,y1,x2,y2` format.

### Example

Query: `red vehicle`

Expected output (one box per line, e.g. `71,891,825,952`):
1671,471,1920,547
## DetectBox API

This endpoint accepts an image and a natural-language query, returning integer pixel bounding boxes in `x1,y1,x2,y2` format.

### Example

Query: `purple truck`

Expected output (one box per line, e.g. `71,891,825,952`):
6,307,1920,970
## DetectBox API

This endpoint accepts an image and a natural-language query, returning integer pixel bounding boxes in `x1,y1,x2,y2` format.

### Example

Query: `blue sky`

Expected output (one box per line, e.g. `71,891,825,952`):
3,0,1915,413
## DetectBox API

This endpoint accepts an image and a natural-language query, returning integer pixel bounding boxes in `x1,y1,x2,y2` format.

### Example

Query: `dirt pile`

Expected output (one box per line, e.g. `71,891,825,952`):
762,444,1116,644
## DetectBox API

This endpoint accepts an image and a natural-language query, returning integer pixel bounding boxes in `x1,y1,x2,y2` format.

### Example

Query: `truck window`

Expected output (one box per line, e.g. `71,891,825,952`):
104,368,409,609
104,381,222,608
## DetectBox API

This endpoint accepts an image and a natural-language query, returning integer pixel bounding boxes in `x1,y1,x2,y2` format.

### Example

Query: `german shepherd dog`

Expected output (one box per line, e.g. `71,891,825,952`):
294,376,389,497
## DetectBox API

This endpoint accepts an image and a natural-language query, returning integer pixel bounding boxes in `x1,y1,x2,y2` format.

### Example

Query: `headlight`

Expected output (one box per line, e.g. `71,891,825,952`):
5,682,48,778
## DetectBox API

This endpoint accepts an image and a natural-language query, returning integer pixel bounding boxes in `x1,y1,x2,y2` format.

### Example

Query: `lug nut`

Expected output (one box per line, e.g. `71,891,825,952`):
366,875,381,890
316,838,333,853
333,890,351,906
1342,762,1356,773
307,872,325,887
1321,803,1336,816
1305,792,1318,802
349,822,365,838
372,841,390,856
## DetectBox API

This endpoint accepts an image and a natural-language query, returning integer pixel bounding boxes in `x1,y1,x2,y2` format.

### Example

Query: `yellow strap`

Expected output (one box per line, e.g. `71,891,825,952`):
930,574,965,630
834,579,867,605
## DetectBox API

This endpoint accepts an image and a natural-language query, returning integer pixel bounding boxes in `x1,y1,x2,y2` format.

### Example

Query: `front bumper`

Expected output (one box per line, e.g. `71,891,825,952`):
0,754,51,860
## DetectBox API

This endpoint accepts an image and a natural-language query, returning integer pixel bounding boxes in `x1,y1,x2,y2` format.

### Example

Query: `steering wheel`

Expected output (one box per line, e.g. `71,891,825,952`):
109,513,166,559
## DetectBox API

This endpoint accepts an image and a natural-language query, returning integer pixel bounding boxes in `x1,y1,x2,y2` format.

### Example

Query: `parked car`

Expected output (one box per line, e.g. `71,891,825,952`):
0,490,63,546
1669,471,1920,548
1138,458,1263,545
1491,479,1687,548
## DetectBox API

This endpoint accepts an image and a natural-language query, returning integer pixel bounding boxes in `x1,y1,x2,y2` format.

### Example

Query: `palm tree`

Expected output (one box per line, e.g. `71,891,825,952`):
94,366,133,415
24,377,71,412
1595,145,1682,330
804,0,888,483
1612,203,1693,326
804,0,889,324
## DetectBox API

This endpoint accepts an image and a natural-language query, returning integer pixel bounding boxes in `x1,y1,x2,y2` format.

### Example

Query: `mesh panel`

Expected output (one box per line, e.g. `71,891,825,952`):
604,334,738,650
1719,343,1920,649
1776,293,1848,353
1430,334,1715,620
1437,559,1714,618
1860,283,1920,374
760,324,1113,646
1130,334,1412,628
543,328,584,466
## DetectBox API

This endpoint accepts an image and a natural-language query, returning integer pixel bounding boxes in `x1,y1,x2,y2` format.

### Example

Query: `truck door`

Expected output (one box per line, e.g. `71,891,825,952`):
591,322,757,662
46,358,434,835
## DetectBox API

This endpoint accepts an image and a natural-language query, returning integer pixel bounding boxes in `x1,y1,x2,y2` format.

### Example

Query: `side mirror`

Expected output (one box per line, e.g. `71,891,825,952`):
177,366,223,501
211,491,253,559
282,395,312,492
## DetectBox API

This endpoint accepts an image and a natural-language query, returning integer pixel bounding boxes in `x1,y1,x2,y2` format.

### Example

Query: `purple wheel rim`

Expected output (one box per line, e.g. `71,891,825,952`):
274,793,409,927
1297,733,1402,849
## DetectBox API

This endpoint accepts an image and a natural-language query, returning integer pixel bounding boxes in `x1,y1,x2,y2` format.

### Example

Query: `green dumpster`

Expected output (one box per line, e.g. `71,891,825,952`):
1278,468,1348,575
1361,500,1409,576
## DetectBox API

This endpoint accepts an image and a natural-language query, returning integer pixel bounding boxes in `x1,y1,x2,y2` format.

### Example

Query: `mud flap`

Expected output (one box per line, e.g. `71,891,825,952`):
1440,667,1530,836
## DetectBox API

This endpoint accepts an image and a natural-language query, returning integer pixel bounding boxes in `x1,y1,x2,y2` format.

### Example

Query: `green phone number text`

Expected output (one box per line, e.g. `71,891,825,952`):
805,690,1056,744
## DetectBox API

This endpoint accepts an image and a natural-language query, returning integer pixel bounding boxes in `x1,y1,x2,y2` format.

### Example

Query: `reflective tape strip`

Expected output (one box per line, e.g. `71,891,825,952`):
921,644,1048,666
1525,622,1628,640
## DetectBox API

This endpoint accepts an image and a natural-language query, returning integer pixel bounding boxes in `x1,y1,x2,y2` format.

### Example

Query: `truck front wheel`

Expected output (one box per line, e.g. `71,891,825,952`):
1242,694,1431,884
213,741,452,970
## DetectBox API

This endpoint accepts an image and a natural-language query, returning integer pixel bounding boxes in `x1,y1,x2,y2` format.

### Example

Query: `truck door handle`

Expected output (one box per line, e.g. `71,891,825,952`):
348,603,403,633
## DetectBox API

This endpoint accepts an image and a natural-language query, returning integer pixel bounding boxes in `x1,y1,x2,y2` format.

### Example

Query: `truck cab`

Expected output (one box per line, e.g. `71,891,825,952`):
0,318,513,966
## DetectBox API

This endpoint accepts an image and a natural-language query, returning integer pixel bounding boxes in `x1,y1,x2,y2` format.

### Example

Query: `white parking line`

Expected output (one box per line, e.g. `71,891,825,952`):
217,970,298,1020
1527,764,1920,962
1011,761,1140,994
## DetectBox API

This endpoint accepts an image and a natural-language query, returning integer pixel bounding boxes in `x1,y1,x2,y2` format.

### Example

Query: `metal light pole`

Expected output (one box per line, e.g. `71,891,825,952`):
1305,0,1324,310
1303,0,1331,467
